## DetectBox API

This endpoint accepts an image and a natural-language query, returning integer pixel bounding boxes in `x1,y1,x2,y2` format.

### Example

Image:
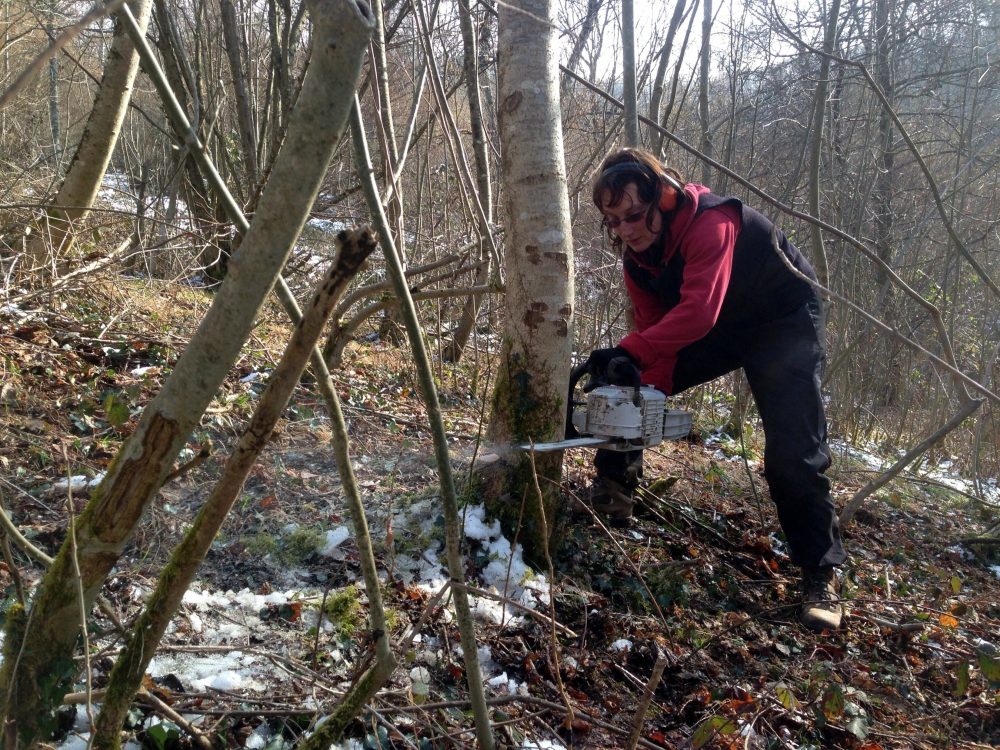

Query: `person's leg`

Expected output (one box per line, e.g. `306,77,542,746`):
589,448,643,525
742,298,846,629
590,328,742,523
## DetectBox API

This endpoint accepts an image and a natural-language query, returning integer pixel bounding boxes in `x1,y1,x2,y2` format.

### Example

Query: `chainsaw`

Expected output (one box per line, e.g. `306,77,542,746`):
519,362,693,452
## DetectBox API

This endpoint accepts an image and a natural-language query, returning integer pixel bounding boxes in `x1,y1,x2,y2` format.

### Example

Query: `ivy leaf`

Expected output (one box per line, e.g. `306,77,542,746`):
979,654,1000,687
103,393,130,427
775,682,800,710
953,662,971,697
822,684,846,721
846,714,871,740
145,721,181,750
691,716,737,749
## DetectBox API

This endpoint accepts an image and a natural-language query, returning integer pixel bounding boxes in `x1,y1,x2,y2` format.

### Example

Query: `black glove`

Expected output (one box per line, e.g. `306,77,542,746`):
584,346,641,390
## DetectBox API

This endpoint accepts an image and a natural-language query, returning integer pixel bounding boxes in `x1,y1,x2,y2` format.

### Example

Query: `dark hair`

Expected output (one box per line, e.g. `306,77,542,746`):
592,148,685,251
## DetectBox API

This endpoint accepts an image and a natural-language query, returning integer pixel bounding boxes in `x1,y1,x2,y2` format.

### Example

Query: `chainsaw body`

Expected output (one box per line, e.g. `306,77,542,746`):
571,384,668,449
518,364,692,452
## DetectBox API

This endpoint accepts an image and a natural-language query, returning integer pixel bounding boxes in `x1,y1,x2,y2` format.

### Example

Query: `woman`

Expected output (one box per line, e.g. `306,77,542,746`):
584,148,846,631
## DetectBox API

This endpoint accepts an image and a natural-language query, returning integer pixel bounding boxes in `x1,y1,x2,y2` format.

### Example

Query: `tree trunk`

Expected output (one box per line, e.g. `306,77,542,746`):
92,230,376,749
622,0,639,146
485,0,575,561
220,0,259,185
563,0,601,84
25,0,154,275
442,0,494,362
872,0,895,299
648,0,687,154
699,0,712,185
0,1,372,744
807,0,841,307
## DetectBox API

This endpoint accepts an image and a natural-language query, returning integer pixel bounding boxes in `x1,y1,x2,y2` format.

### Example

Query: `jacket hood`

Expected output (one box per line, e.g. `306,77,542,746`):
626,183,712,270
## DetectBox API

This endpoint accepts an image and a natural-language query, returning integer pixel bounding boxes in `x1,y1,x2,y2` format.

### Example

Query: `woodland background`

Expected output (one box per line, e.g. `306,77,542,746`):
0,0,998,748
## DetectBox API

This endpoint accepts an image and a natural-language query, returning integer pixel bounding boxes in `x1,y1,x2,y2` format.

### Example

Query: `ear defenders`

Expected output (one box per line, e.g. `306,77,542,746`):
598,160,684,212
658,181,679,212
658,172,684,212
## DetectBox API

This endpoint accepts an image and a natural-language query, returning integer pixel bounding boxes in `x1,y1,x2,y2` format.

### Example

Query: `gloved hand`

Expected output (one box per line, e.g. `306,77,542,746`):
584,346,641,390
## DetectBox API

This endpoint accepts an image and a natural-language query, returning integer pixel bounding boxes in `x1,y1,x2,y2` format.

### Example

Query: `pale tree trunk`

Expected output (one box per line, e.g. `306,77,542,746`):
371,0,407,343
485,0,575,561
698,0,712,185
442,0,494,362
0,1,372,744
621,0,638,146
807,0,841,312
25,0,154,275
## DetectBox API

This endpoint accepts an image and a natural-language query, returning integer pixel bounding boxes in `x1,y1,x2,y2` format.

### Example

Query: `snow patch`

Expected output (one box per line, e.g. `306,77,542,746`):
321,526,351,556
52,472,105,493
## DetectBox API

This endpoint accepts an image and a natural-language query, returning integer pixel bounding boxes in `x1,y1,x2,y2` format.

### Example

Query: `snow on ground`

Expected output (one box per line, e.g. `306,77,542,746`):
55,502,551,748
830,440,1000,504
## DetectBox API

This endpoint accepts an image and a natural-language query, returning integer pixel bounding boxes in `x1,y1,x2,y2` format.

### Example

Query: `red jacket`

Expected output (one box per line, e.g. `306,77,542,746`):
618,184,741,394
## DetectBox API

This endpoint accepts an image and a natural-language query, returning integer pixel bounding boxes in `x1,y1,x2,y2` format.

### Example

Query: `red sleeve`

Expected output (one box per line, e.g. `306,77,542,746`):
618,204,740,392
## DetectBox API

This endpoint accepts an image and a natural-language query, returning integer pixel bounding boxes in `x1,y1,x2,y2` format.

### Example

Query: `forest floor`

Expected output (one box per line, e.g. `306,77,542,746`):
1,276,998,750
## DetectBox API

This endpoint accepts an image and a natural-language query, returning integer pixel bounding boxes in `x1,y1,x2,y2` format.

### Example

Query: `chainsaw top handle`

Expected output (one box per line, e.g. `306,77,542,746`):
565,361,590,439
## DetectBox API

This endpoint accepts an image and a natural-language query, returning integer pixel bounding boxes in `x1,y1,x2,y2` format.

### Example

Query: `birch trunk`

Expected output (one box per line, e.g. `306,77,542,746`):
485,0,575,560
0,1,372,744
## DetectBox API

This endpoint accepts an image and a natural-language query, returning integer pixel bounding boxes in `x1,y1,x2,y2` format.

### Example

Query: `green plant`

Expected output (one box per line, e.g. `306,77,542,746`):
277,526,325,565
320,585,361,637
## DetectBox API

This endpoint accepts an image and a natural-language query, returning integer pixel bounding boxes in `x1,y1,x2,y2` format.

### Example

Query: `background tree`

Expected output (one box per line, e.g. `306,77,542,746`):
0,0,372,742
23,0,153,276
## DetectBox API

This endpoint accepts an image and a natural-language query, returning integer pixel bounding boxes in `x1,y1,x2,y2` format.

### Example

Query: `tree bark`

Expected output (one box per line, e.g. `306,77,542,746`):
648,0,687,154
220,0,259,185
486,0,575,561
25,0,154,274
698,0,712,185
442,0,494,362
0,1,372,744
807,0,841,306
622,0,639,146
92,230,377,749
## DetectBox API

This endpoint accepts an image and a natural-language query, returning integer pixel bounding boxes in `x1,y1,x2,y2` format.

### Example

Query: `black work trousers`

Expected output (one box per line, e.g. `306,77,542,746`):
595,297,847,569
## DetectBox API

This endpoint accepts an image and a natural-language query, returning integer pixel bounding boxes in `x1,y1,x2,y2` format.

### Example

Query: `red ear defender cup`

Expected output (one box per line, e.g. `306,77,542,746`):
658,181,679,212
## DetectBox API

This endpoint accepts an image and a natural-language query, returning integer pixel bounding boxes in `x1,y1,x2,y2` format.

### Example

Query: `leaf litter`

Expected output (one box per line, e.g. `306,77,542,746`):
1,288,998,750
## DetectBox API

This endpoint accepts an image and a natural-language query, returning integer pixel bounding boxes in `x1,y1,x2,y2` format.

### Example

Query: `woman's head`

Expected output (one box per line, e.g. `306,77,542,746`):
592,148,684,252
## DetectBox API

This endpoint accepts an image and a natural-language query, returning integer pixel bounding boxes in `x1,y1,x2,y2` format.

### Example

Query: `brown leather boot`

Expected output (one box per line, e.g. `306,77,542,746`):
800,566,843,631
587,476,635,527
